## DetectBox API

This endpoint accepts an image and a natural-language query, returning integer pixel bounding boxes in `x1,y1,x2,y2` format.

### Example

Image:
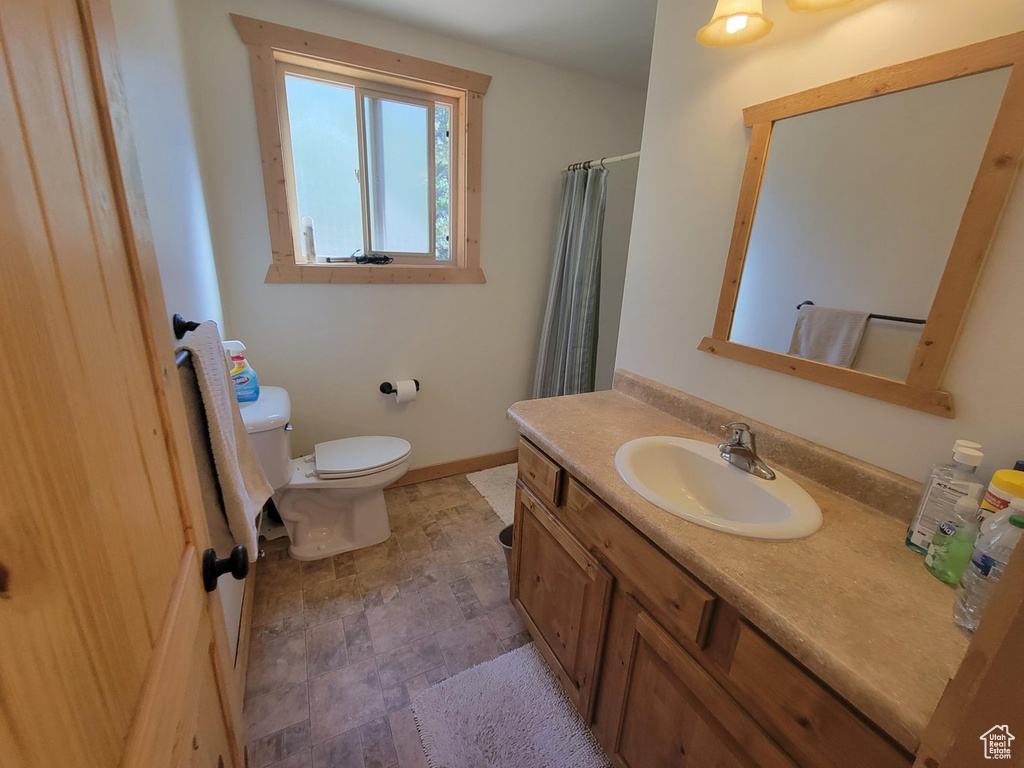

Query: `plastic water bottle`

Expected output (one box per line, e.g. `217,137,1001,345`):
953,500,1024,633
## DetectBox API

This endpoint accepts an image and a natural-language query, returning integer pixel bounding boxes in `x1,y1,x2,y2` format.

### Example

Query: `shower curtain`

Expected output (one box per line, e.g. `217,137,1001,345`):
533,166,609,399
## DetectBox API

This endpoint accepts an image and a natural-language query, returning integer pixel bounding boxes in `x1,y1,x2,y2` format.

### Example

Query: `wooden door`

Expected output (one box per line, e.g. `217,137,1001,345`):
0,1,243,766
511,481,612,721
611,606,796,768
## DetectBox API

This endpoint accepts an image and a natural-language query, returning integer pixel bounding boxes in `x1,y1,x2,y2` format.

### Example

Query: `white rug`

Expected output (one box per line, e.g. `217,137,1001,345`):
411,644,610,768
466,463,517,525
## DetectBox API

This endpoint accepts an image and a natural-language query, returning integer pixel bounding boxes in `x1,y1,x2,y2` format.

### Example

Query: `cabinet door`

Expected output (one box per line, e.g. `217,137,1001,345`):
511,482,613,721
612,608,796,768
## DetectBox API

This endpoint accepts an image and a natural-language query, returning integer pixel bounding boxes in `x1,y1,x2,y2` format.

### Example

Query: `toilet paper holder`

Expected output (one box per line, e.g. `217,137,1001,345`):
380,380,420,395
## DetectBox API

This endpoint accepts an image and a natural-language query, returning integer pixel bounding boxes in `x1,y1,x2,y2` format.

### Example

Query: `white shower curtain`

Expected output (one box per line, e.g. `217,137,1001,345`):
533,166,608,399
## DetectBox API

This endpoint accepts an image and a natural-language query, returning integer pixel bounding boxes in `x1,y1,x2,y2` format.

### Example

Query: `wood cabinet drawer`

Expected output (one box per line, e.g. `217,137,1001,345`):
517,438,563,507
561,478,716,648
726,621,912,768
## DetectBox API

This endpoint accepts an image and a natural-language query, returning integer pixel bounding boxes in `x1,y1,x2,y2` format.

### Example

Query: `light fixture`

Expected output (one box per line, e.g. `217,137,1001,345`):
786,0,857,10
697,0,774,47
726,15,749,33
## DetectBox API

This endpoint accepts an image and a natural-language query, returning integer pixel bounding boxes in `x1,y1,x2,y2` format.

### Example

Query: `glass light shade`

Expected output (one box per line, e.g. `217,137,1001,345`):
697,0,773,47
786,0,857,10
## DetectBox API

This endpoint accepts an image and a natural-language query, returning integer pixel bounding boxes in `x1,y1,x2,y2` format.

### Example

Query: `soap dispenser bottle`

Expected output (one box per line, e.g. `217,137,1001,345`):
925,489,984,585
906,442,984,554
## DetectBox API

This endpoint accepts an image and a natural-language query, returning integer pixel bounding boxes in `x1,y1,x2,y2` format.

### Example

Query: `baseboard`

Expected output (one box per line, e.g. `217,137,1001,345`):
389,448,519,488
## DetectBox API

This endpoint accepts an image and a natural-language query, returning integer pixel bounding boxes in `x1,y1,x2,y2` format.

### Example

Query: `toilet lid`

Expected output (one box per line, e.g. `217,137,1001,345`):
313,436,411,478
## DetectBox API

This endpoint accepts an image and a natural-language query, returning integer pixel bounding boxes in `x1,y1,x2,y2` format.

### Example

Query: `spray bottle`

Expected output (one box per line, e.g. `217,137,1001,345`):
222,341,260,403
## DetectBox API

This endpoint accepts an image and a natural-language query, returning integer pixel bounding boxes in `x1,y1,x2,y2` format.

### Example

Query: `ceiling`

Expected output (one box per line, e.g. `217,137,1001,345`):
321,0,658,88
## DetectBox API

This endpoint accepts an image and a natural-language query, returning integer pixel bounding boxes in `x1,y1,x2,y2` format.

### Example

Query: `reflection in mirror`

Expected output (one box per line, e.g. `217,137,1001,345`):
729,68,1011,381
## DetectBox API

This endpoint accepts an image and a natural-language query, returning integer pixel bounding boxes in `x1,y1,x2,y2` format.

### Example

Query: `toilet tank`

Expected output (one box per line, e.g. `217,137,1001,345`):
238,386,292,490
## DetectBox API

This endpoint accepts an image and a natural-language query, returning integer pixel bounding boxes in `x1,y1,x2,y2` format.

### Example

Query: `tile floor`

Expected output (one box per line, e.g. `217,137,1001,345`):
244,474,529,768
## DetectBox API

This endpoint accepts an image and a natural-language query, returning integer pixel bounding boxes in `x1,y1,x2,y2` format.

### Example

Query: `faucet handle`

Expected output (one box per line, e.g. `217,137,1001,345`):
722,421,751,435
721,422,755,448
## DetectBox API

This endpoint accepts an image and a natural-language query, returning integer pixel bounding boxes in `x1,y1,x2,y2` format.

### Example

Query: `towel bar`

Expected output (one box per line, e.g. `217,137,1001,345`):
796,300,926,325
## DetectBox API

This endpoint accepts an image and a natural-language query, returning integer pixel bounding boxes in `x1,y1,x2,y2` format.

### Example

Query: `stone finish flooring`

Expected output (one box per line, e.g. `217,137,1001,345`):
244,474,528,768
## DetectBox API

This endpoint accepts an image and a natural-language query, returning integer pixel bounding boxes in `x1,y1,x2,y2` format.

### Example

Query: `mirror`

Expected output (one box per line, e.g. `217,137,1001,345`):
701,34,1024,418
729,69,1010,382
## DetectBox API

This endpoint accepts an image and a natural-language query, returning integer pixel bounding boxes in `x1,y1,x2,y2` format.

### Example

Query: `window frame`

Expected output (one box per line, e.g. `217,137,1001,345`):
233,14,489,284
359,83,438,261
359,85,449,261
276,64,458,263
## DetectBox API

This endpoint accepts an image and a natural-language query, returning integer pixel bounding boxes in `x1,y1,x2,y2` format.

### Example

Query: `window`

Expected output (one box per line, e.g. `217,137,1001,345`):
281,67,454,263
233,15,490,284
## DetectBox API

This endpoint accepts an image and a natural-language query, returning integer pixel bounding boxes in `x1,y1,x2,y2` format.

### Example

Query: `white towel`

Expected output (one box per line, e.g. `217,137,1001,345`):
177,322,272,562
787,305,870,368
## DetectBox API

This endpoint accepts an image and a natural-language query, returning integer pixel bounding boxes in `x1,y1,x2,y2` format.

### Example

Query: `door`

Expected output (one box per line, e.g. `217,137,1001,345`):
0,1,243,766
511,481,612,721
611,605,796,768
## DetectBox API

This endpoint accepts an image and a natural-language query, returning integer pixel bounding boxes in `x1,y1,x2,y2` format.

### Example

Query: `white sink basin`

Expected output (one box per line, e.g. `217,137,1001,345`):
615,436,822,541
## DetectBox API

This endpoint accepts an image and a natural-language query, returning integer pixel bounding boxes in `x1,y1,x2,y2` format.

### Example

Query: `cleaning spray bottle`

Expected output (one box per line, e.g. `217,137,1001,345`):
222,341,260,403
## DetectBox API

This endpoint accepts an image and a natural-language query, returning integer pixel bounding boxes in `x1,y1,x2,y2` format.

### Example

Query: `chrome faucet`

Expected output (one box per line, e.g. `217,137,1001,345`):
718,422,776,481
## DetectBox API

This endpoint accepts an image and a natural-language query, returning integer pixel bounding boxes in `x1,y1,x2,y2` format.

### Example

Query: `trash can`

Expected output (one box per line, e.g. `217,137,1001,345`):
497,524,514,577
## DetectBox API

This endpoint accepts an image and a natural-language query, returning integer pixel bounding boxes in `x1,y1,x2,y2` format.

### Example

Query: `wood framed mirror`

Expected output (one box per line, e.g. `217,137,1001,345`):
699,32,1024,418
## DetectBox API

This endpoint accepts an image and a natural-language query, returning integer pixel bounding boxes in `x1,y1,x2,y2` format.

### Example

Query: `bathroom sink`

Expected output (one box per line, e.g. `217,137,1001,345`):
615,436,822,541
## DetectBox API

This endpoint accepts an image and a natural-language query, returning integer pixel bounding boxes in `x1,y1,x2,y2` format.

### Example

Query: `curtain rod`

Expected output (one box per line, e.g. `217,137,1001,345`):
566,151,640,172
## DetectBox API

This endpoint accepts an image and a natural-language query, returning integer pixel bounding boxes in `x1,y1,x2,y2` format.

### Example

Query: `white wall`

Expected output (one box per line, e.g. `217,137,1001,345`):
108,0,236,652
617,0,1024,482
109,0,223,330
178,0,646,462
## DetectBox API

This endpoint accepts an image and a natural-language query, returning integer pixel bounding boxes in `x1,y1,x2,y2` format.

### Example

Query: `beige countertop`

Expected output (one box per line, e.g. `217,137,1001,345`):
508,387,970,753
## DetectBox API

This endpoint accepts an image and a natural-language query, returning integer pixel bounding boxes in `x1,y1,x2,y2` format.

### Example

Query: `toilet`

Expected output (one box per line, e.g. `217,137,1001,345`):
240,386,411,561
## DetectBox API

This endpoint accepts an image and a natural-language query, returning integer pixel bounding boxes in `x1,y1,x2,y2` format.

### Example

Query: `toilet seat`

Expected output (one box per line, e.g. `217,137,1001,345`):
313,436,411,480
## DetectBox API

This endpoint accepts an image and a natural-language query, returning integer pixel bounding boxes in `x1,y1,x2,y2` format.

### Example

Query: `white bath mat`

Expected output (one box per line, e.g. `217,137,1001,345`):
466,463,517,525
411,644,610,768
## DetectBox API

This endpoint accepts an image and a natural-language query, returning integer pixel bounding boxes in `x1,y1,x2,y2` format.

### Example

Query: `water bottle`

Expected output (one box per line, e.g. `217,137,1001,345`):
953,500,1024,633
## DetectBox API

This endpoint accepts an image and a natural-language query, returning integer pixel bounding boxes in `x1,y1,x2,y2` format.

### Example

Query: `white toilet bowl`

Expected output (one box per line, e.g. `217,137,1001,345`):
240,386,411,561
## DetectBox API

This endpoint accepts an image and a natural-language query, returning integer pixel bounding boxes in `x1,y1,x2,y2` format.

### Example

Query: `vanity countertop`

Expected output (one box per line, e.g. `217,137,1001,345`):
507,387,970,753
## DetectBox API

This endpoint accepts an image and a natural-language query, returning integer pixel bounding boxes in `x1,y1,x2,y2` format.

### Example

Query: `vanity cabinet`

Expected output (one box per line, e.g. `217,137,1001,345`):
513,438,913,768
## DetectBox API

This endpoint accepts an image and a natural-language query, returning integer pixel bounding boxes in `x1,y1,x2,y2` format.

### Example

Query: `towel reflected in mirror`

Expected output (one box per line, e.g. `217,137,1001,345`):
788,304,869,368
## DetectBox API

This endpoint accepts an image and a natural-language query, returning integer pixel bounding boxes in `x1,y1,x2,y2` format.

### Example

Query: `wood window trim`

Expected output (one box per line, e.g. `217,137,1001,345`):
232,14,489,284
700,31,1024,418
